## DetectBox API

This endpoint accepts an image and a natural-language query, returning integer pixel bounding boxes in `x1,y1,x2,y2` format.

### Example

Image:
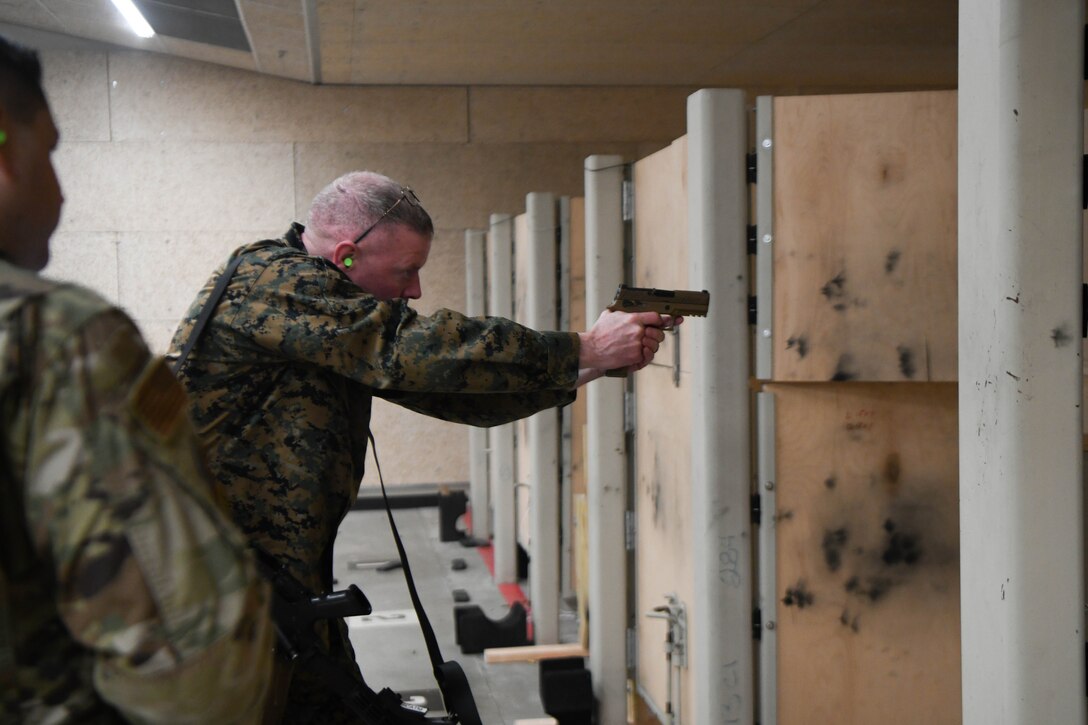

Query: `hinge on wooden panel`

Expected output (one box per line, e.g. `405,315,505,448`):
750,492,761,525
747,224,758,254
748,295,758,326
1082,284,1087,338
746,152,757,184
625,510,636,551
622,180,635,221
1082,155,1087,210
752,607,762,641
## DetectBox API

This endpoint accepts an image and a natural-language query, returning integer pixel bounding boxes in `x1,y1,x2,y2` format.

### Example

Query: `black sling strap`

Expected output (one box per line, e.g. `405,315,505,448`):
172,254,245,372
367,432,481,725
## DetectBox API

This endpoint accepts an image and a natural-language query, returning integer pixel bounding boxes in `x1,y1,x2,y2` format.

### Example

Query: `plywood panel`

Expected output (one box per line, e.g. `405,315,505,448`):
769,382,960,725
772,91,957,382
632,136,694,719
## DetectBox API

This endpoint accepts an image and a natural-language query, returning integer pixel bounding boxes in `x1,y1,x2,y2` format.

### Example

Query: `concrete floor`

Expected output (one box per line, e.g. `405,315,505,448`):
333,506,572,724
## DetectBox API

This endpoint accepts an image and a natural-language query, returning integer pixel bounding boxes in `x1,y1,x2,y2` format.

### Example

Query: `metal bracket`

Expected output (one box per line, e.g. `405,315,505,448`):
1074,152,1083,209
645,593,688,669
755,96,775,380
670,327,680,387
622,179,635,221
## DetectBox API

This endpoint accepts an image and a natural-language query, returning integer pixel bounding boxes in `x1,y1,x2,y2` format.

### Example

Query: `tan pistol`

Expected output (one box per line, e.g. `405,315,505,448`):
605,284,710,377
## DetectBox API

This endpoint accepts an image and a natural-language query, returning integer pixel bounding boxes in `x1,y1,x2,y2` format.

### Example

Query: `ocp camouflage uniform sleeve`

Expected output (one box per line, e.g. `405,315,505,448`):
229,253,580,401
20,289,273,723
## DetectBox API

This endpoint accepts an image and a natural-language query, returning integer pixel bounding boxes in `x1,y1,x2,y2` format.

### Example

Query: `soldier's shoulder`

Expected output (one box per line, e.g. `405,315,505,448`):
0,263,117,332
0,261,65,300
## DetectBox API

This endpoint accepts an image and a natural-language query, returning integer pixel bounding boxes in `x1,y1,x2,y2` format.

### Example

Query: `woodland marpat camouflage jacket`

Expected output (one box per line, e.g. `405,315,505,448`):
170,224,579,594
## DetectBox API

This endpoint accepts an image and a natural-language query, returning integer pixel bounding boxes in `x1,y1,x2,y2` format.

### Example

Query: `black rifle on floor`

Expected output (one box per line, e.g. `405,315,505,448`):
255,548,456,724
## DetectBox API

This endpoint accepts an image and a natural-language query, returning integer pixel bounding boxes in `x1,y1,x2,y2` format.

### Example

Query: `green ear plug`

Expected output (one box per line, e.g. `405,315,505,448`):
0,130,7,145
343,257,353,268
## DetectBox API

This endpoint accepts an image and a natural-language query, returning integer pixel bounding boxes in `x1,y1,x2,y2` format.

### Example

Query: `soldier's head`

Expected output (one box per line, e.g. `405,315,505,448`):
0,35,61,272
305,171,434,300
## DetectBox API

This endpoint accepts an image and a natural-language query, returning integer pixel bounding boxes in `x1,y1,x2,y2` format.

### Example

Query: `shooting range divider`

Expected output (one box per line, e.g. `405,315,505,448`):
461,81,1081,724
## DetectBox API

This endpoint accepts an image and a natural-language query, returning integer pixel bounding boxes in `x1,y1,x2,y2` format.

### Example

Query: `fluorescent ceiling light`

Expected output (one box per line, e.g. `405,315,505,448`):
109,0,155,38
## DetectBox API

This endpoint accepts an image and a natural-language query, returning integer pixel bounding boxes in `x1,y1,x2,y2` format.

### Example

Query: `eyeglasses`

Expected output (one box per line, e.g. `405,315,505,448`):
352,187,422,245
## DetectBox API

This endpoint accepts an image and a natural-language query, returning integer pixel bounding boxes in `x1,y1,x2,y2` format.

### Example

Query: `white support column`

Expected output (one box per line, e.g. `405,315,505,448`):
959,2,1085,724
465,229,491,542
526,192,561,644
488,213,518,584
558,196,575,601
584,154,627,724
687,89,754,725
755,392,777,725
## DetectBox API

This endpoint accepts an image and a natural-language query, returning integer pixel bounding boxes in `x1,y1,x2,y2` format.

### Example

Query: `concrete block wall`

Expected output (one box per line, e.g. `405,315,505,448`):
36,46,690,486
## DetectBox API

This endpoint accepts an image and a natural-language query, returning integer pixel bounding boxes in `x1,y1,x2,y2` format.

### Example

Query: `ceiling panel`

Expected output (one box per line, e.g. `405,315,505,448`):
0,0,959,89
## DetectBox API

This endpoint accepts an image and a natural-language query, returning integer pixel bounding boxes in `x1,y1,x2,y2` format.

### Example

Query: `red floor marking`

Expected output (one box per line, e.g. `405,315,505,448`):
465,508,533,641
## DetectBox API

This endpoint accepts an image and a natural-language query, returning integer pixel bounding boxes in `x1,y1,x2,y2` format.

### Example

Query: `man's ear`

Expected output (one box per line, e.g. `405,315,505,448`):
332,240,357,269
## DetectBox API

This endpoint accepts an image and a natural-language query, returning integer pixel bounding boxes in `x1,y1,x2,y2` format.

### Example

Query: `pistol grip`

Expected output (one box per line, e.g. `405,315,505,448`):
605,368,628,378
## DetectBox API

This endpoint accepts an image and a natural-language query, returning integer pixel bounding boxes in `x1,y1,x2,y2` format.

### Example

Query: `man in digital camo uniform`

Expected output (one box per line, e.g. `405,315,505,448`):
0,36,274,723
170,170,673,721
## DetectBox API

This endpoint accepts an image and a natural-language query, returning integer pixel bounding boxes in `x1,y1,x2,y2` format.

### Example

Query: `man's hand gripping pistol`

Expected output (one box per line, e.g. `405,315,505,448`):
605,284,710,377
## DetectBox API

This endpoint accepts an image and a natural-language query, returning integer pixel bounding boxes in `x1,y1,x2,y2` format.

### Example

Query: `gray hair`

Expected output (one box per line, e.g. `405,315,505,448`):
306,170,433,243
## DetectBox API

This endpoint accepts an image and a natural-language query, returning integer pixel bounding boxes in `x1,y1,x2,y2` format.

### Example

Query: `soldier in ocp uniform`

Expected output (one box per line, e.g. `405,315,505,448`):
170,170,675,721
0,36,275,723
